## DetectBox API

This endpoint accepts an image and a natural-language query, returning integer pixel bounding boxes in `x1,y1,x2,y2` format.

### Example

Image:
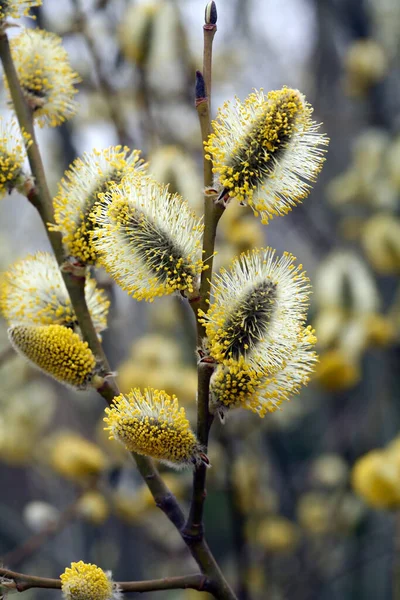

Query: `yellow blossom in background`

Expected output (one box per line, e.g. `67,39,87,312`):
362,214,400,275
8,324,98,390
9,28,80,127
0,417,38,465
0,118,27,199
0,252,109,333
256,516,299,553
60,561,117,600
364,313,395,347
345,39,388,96
52,147,147,266
315,349,361,391
0,0,41,20
224,218,265,254
113,474,186,523
311,453,349,488
314,250,380,315
206,86,328,224
77,491,110,525
352,449,400,508
118,1,160,66
92,174,205,302
104,388,208,469
149,145,203,210
297,492,335,535
47,432,107,483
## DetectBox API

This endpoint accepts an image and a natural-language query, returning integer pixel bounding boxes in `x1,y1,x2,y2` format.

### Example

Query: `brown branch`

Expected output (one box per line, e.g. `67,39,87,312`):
0,568,209,594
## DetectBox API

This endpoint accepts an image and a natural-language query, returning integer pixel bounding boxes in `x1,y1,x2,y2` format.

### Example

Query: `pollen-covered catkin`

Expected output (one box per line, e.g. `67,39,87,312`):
205,86,329,224
52,147,147,265
8,324,97,389
104,388,208,469
92,174,205,301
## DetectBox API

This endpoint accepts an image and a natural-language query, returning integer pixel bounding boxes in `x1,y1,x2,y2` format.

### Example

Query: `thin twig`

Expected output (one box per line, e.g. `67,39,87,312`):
0,568,209,594
1,493,83,567
71,0,131,146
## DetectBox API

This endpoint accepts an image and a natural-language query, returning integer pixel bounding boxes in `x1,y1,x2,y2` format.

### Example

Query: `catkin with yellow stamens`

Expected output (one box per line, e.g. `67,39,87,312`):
52,146,147,265
0,118,28,199
200,247,311,373
92,174,205,302
210,326,318,419
0,0,41,21
205,87,329,224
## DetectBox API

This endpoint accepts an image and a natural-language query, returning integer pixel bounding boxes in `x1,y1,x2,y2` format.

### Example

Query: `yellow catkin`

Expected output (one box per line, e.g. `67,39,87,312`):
60,561,114,600
8,324,97,389
200,247,311,373
104,388,207,469
48,432,107,482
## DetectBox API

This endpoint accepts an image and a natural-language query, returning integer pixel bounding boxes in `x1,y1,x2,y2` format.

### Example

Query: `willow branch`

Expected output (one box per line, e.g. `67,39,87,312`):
185,0,222,537
0,568,209,594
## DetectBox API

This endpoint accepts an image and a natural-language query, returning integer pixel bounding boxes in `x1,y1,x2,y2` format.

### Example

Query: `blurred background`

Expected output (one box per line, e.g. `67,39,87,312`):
1,0,400,598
